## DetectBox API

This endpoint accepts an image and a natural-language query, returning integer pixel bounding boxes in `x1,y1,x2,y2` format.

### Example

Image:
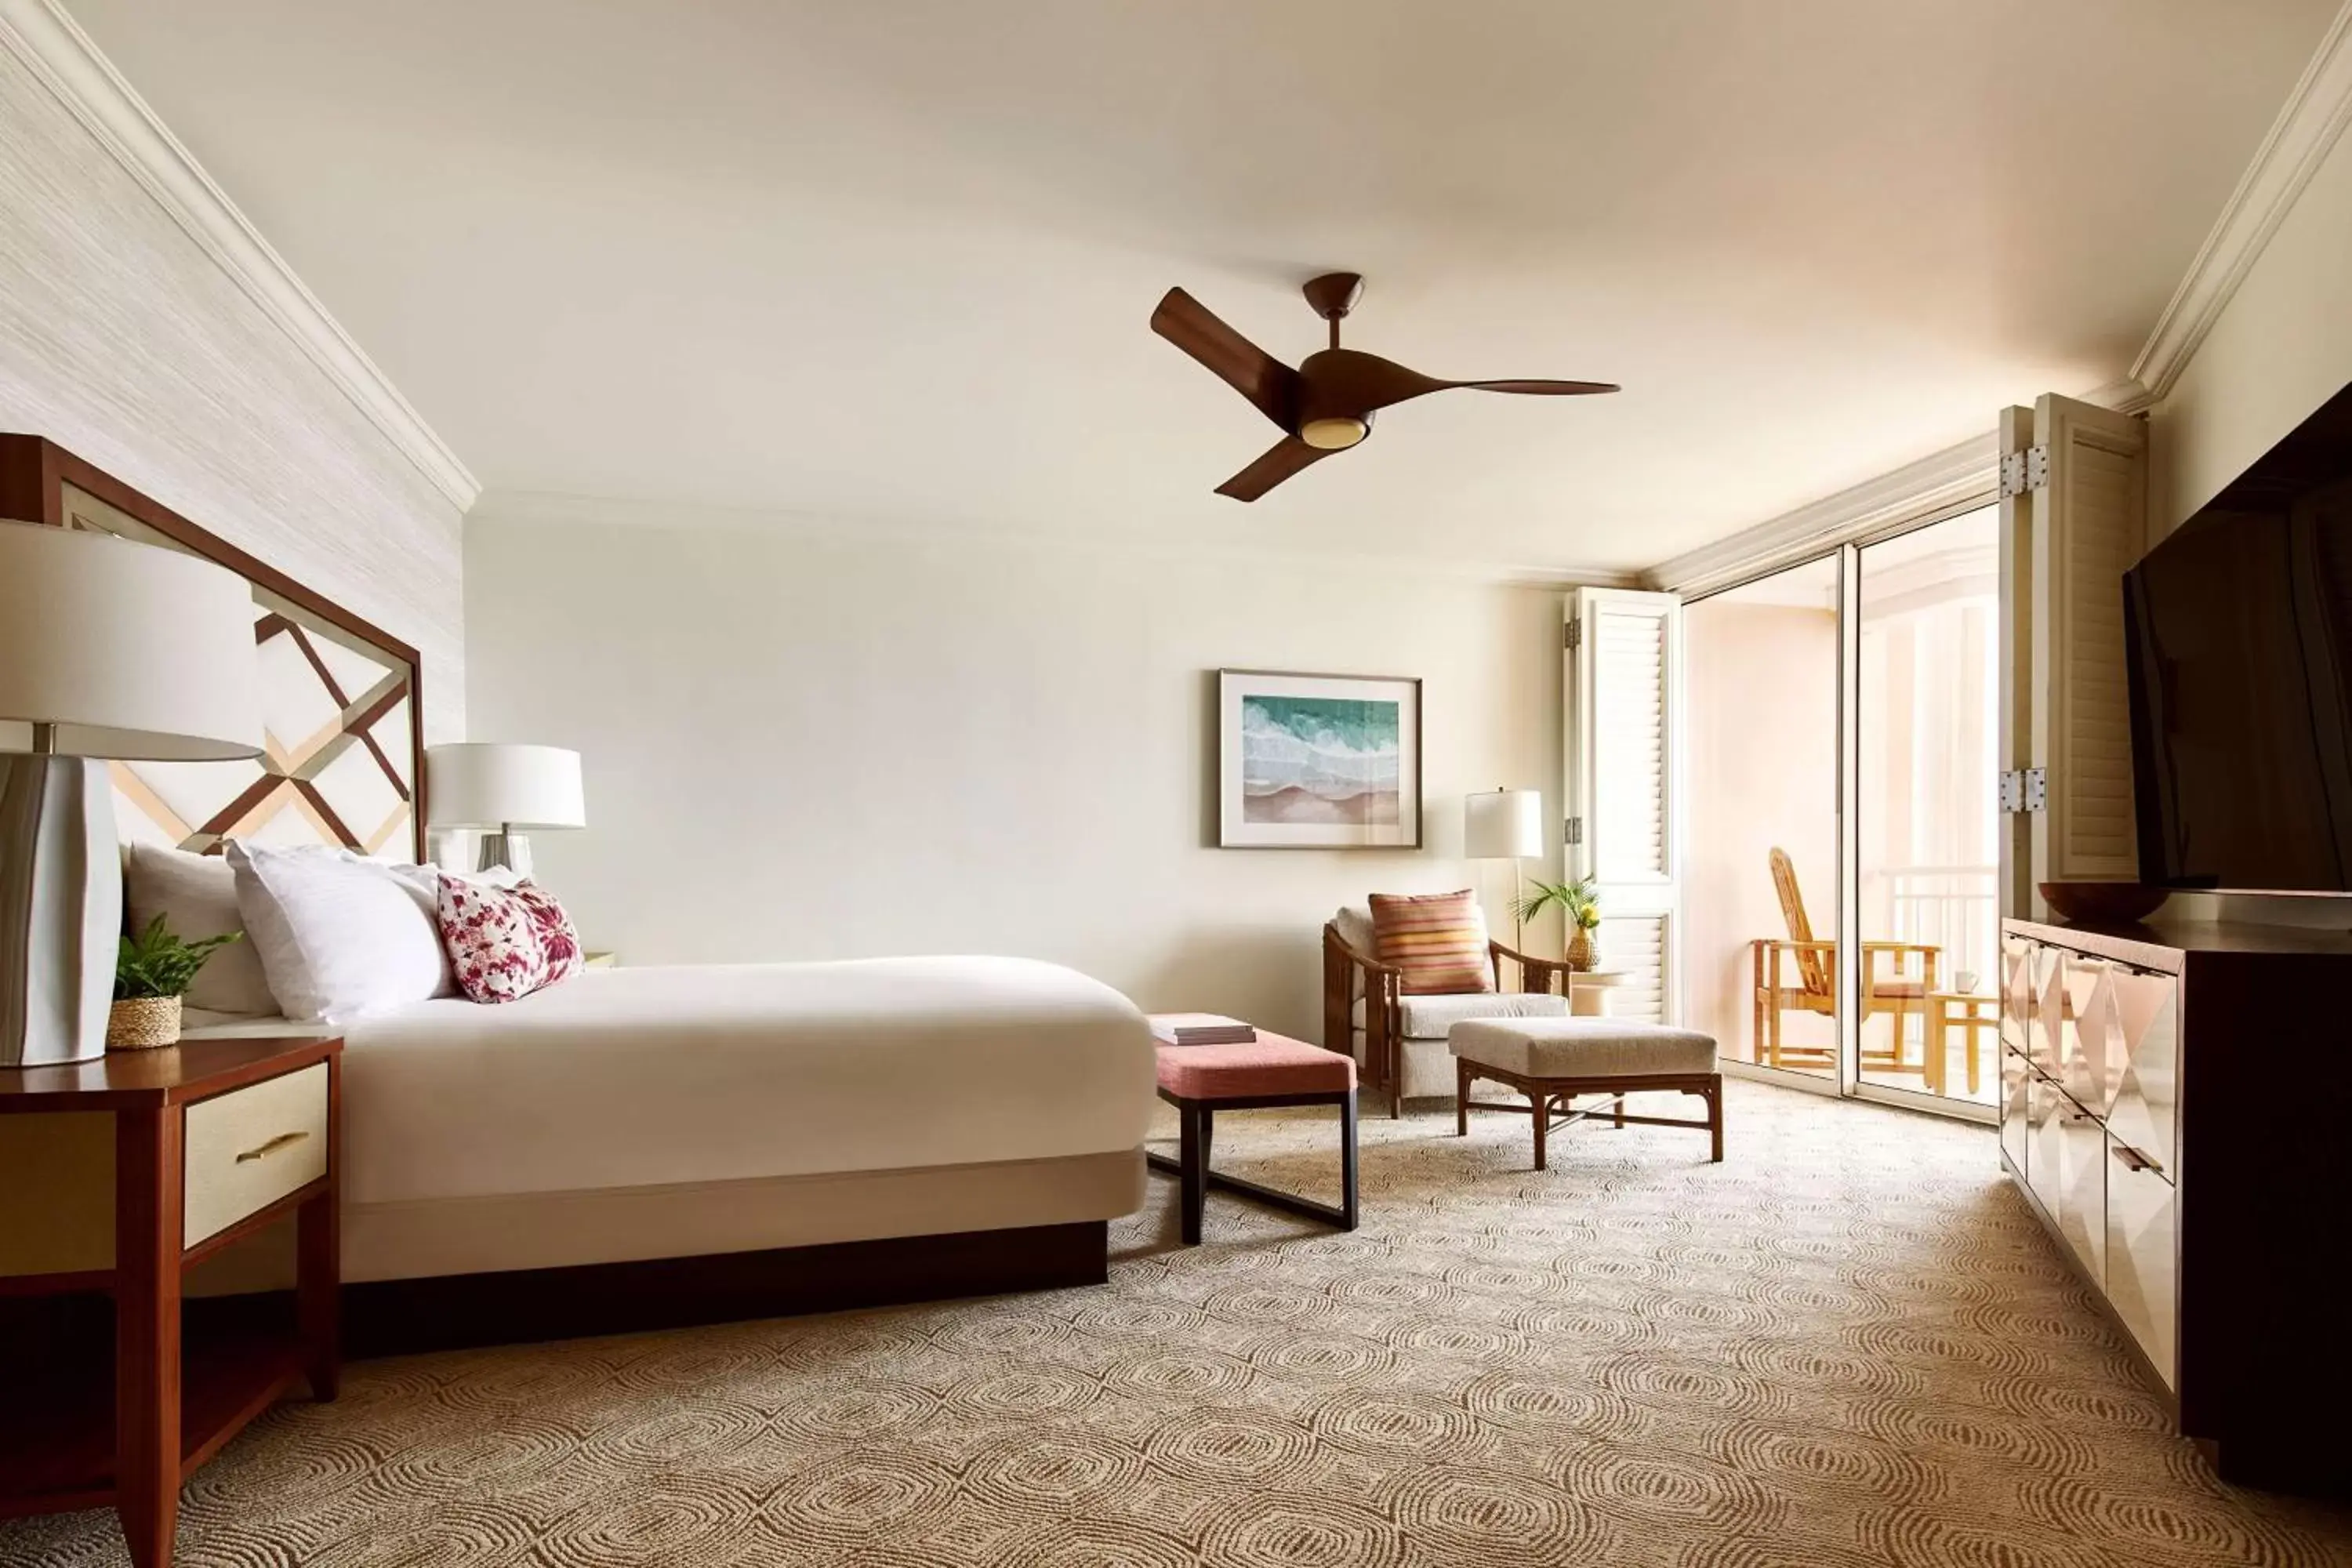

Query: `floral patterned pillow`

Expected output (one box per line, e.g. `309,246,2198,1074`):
435,875,584,1004
513,882,584,985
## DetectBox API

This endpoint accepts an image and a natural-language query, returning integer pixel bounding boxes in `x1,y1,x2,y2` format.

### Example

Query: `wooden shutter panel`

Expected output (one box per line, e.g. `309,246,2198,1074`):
1567,588,1682,1020
2028,394,2148,885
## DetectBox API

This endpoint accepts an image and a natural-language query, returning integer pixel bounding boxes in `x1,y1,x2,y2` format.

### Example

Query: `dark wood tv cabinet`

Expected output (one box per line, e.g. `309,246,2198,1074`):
2000,916,2352,1496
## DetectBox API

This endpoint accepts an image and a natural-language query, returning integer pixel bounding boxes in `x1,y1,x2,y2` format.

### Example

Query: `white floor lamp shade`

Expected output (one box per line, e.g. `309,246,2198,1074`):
0,523,263,1065
425,743,586,877
1465,788,1544,949
1464,789,1544,861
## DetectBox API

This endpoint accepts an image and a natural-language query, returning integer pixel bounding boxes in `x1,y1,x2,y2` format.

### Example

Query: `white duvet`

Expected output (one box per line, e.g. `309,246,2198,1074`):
332,956,1156,1208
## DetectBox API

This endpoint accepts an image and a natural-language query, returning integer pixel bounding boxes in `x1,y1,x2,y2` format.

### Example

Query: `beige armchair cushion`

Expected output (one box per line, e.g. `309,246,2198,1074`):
1352,989,1567,1040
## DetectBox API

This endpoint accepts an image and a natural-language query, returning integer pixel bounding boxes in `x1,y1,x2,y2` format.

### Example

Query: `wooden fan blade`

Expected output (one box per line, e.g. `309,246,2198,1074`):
1300,350,1618,416
1214,436,1332,502
1455,378,1621,395
1151,288,1298,431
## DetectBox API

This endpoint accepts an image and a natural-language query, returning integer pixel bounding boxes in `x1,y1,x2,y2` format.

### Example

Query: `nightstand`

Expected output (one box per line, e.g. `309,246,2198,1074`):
0,1036,343,1567
583,951,617,969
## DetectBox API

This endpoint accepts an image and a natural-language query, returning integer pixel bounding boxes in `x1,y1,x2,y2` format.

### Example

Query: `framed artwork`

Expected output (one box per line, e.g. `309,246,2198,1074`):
1218,670,1423,848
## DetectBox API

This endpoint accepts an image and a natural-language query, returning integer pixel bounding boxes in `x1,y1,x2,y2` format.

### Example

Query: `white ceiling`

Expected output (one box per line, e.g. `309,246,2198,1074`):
64,0,2342,574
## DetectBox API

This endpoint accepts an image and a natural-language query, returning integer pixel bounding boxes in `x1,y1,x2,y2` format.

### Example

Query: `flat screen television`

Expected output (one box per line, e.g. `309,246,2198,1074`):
2124,379,2352,892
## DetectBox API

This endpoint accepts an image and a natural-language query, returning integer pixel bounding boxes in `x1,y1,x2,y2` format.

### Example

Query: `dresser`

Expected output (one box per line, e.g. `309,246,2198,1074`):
0,1036,343,1566
2000,918,2352,1495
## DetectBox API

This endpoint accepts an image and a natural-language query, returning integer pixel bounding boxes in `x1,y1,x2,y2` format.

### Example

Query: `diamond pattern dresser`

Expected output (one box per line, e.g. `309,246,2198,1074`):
2000,916,2352,1497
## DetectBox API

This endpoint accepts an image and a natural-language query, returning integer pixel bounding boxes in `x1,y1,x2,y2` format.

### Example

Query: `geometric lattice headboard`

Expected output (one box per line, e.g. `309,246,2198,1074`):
0,434,426,863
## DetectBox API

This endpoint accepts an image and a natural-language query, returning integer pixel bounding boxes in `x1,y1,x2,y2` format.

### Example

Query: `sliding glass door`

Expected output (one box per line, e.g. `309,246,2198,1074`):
1682,556,1842,1087
1854,507,2001,1110
1679,505,2002,1118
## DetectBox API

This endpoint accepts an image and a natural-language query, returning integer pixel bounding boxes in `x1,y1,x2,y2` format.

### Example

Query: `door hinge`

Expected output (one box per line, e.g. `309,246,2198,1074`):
1564,618,1582,651
1998,445,2049,498
1998,768,2048,813
1564,816,1584,846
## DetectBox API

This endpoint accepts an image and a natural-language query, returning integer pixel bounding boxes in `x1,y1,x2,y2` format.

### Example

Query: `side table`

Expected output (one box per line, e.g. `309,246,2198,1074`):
1566,969,1628,1016
0,1035,343,1566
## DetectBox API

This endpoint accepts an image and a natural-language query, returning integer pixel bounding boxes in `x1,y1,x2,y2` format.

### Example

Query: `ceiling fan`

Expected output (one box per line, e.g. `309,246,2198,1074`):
1149,271,1619,501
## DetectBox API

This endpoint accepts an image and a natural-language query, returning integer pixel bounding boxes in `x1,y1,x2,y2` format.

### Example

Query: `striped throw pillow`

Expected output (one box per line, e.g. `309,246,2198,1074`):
1369,890,1494,996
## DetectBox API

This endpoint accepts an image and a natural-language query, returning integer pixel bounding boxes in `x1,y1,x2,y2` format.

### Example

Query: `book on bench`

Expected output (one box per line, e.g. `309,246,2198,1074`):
1149,1013,1258,1047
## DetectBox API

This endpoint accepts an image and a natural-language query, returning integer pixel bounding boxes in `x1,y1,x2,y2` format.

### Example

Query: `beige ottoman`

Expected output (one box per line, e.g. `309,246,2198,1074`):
1449,1017,1722,1170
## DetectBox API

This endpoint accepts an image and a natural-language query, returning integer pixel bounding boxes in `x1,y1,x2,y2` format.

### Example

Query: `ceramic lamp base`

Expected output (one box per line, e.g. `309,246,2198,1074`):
0,753,118,1067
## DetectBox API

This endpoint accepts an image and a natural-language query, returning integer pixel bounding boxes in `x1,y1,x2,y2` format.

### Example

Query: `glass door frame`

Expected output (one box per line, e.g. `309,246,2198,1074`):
1686,499,2003,1125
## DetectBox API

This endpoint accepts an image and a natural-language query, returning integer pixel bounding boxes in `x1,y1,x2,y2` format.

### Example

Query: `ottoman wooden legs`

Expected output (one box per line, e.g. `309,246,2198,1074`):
1456,1058,1723,1171
1146,1087,1359,1244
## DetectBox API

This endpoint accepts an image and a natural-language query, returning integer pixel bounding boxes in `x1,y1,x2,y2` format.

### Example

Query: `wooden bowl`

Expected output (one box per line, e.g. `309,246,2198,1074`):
2038,881,2168,926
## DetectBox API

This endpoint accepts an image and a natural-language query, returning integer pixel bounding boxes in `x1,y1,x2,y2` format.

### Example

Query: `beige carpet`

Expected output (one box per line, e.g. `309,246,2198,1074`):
7,1078,2350,1566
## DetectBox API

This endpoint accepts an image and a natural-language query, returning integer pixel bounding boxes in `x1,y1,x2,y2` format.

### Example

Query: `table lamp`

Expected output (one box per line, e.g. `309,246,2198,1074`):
1465,787,1544,948
0,523,262,1066
425,743,585,876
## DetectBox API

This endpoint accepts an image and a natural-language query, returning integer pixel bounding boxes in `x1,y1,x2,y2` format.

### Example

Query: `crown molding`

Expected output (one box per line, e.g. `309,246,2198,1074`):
0,0,480,512
1642,434,1995,597
472,488,1646,590
2130,0,2352,401
1645,373,2154,598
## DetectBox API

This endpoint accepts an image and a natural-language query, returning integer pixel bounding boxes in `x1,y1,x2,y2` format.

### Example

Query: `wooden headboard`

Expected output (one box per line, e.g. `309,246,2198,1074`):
0,434,427,862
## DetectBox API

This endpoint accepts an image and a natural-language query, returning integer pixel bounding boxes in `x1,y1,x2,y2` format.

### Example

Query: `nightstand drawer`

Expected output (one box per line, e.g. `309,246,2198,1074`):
183,1063,329,1249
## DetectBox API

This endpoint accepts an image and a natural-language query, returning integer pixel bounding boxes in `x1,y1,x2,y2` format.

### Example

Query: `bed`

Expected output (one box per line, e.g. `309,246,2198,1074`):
331,957,1155,1281
174,956,1156,1348
11,437,1158,1352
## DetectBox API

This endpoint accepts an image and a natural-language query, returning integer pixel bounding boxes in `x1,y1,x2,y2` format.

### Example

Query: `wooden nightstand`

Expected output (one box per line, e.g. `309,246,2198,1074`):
0,1036,343,1567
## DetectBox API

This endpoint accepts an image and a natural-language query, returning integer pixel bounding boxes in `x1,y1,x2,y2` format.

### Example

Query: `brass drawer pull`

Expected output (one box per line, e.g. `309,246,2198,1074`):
234,1130,311,1164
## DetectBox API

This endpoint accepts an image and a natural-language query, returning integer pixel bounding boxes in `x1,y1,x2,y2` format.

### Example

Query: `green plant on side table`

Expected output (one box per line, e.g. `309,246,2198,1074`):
1512,875,1603,971
111,915,241,1051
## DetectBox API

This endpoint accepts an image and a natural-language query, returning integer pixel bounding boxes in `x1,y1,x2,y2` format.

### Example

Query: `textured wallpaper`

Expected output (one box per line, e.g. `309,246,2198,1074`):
0,45,465,739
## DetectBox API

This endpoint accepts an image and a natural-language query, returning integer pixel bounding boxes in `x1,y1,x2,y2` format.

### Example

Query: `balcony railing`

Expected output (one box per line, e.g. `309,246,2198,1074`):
1871,863,1998,994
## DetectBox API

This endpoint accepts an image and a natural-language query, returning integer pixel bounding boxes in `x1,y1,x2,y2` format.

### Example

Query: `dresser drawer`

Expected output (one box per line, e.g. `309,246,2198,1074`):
183,1063,329,1249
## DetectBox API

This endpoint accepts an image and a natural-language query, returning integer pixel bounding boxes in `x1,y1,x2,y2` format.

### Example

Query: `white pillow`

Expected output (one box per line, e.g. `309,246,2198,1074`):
225,841,452,1023
122,843,276,1016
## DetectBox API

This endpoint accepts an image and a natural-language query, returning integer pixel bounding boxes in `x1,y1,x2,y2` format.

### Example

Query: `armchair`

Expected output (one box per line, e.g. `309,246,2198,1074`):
1751,848,1939,1077
1323,903,1570,1116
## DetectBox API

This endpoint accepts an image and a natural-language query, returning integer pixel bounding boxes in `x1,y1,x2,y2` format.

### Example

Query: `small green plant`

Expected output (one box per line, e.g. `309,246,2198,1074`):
114,915,241,1001
1512,875,1601,932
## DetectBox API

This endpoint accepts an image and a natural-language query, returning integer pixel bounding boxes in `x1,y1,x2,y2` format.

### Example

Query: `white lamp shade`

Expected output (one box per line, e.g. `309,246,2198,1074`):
1464,788,1543,860
426,743,586,829
0,522,262,760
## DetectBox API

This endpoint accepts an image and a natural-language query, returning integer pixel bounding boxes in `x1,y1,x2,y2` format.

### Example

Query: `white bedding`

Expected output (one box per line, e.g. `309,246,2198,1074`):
328,957,1156,1209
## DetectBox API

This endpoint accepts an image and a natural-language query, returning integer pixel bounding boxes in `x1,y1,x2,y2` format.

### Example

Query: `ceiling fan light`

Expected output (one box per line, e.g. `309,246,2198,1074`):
1300,416,1368,451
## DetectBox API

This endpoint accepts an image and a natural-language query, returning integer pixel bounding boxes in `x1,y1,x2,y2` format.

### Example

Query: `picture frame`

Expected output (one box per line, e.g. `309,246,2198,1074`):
1218,669,1423,849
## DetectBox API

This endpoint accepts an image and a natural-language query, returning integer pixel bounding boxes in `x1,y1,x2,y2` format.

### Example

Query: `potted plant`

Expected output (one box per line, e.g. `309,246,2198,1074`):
1512,875,1603,971
110,915,241,1051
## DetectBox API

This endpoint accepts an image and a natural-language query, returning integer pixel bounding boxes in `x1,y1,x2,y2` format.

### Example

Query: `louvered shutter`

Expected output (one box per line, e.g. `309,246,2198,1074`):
1566,588,1682,1021
2005,394,2149,907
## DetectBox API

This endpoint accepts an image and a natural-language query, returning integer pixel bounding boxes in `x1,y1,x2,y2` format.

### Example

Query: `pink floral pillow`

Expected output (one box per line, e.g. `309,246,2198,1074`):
512,882,584,985
435,875,584,1004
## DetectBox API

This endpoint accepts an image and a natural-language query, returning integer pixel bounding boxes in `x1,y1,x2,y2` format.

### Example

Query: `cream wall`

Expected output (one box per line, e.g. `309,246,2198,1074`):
0,43,466,738
1681,600,1839,1064
2145,105,2352,924
464,513,1566,1041
2151,122,2352,537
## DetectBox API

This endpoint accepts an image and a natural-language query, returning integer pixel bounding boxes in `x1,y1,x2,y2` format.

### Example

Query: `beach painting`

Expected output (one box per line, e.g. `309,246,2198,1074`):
1218,670,1421,848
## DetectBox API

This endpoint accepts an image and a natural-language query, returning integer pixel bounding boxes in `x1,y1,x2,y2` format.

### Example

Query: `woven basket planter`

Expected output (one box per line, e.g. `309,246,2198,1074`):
107,995,183,1051
1565,924,1600,974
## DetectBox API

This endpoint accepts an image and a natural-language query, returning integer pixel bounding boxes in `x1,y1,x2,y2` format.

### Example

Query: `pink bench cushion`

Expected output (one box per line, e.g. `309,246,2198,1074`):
1155,1030,1356,1100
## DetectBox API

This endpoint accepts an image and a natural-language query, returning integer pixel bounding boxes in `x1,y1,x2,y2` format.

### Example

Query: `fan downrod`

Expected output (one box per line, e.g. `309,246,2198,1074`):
1302,272,1364,348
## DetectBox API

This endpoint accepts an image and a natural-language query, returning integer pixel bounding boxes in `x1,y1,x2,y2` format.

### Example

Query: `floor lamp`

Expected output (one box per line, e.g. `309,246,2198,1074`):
1465,788,1544,952
0,523,262,1066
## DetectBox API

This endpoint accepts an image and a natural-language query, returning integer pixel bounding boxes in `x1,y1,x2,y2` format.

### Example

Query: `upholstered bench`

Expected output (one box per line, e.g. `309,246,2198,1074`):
1145,1025,1358,1245
1449,1017,1722,1171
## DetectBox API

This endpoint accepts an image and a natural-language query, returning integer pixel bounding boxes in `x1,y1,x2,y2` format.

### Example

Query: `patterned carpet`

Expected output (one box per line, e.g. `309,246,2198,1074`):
8,1078,2350,1566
